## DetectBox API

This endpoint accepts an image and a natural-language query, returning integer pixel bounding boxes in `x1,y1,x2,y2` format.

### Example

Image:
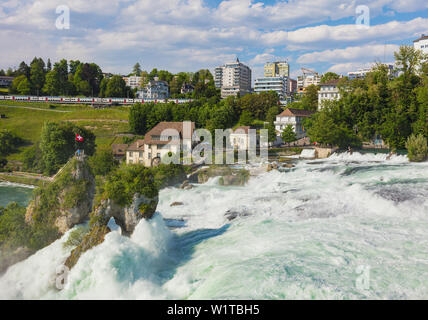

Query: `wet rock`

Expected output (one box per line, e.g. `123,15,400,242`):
64,225,111,270
170,201,184,207
0,247,34,274
224,208,252,221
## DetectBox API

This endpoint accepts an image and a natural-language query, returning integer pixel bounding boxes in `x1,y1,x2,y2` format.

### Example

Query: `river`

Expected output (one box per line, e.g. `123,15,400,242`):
0,182,34,208
0,152,427,299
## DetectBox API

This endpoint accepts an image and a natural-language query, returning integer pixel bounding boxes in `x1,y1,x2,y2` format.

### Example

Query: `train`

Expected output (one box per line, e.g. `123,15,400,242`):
0,95,193,105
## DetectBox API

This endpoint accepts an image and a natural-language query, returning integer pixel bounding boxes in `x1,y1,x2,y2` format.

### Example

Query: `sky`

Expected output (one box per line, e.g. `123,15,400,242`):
0,0,427,80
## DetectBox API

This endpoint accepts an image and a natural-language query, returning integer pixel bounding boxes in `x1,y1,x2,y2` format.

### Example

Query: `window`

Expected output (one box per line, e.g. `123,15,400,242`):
157,153,161,158
139,152,143,157
148,153,151,159
129,152,133,157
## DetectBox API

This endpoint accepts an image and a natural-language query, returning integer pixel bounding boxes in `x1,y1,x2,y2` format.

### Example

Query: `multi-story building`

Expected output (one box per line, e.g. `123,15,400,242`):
254,76,289,100
214,58,252,98
0,76,14,88
289,78,297,95
348,64,397,80
123,76,143,89
297,74,321,89
413,34,428,55
126,122,195,167
264,61,289,78
136,77,169,99
318,79,341,108
274,108,315,139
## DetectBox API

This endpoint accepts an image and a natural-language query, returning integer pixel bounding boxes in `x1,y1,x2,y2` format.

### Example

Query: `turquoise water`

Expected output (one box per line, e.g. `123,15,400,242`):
0,182,34,208
0,153,427,299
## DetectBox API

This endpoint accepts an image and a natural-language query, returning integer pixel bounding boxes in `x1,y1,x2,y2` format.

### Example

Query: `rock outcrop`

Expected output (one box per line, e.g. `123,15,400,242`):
64,225,111,269
25,158,95,235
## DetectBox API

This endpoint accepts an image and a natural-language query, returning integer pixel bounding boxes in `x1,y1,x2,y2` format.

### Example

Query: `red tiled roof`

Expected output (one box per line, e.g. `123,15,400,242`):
277,108,316,117
112,144,128,156
319,79,341,86
127,121,195,151
414,34,428,42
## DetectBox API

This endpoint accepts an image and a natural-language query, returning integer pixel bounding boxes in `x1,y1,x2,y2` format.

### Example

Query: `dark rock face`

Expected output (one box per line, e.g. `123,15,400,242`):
224,208,252,221
64,225,111,270
170,202,184,207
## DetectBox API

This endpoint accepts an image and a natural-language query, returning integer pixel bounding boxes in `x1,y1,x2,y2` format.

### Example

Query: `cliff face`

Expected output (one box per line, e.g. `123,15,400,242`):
25,157,95,235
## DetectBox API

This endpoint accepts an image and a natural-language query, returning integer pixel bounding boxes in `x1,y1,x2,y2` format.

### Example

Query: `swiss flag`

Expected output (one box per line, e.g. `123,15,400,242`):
75,134,84,142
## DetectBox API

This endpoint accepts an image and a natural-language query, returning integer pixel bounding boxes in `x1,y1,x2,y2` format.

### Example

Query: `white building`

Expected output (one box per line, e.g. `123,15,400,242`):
254,76,289,100
348,64,397,79
215,58,252,98
274,108,315,140
318,79,341,109
123,76,143,89
137,78,169,100
413,34,428,55
126,122,195,167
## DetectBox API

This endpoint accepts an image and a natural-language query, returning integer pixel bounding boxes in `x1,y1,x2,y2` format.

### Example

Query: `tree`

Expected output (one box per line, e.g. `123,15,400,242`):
88,147,119,176
133,63,142,76
17,61,31,79
266,105,282,123
300,84,319,111
320,72,340,84
266,122,277,143
0,130,22,156
281,125,297,146
17,77,31,95
30,57,46,95
46,59,52,72
39,122,96,175
239,110,253,126
129,103,151,135
104,75,127,98
9,75,27,94
43,69,61,96
405,134,428,162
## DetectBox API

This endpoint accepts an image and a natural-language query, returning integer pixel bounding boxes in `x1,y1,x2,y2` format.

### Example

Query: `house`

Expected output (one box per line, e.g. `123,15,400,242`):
136,77,169,99
0,76,14,88
126,122,195,167
230,126,251,150
181,83,194,94
274,108,316,140
112,144,128,162
318,79,341,109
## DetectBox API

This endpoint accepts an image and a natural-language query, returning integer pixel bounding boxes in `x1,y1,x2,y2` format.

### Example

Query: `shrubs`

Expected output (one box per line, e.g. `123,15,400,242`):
0,129,23,157
405,134,428,162
88,147,119,176
104,164,158,207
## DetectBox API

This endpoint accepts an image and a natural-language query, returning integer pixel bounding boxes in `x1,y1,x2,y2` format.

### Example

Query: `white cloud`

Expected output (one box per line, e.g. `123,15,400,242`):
297,44,400,64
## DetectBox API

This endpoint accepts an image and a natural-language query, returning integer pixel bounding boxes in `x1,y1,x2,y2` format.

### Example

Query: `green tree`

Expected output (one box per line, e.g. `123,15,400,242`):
239,110,254,126
129,103,151,134
39,122,96,175
320,72,340,84
88,147,119,176
133,63,142,76
281,125,297,146
405,134,428,162
9,75,27,94
17,77,31,95
104,75,127,98
0,130,22,156
30,57,45,95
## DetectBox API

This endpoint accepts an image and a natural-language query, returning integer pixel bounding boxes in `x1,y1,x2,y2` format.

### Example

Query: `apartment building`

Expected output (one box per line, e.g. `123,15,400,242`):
123,76,143,89
264,61,290,78
254,76,289,100
215,58,252,98
318,79,341,108
126,122,195,167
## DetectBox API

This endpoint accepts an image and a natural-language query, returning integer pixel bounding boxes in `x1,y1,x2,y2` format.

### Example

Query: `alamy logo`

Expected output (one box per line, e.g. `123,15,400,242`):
56,5,70,30
356,5,370,29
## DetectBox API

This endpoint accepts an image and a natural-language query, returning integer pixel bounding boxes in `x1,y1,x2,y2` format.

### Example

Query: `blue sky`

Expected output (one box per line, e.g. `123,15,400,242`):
0,0,427,81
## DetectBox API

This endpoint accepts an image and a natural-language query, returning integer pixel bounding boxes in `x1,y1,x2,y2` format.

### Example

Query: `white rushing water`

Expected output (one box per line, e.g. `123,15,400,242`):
1,152,427,300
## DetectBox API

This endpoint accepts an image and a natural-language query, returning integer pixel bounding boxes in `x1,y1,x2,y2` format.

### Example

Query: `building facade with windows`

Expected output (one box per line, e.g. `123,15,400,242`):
274,108,315,139
123,76,143,89
254,76,289,100
126,122,195,167
136,78,169,99
413,34,428,55
318,79,341,108
214,58,252,98
264,61,290,78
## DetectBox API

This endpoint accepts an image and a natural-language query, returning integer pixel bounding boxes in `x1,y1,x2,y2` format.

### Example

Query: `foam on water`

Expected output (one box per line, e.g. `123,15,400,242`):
1,153,427,299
